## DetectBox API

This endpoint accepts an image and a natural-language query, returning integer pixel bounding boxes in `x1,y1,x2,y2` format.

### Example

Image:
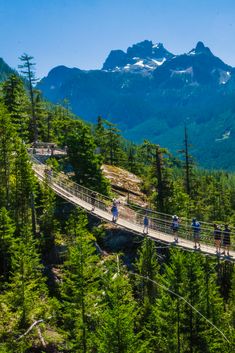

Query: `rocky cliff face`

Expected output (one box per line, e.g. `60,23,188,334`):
102,40,173,74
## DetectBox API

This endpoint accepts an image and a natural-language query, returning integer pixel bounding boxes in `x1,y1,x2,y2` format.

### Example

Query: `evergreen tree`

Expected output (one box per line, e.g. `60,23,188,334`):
18,53,38,143
0,103,16,209
152,250,187,353
0,208,15,281
135,237,160,306
38,179,58,256
96,257,138,353
141,141,173,213
2,74,30,141
178,125,194,196
61,211,102,352
34,90,50,142
13,141,36,233
182,253,225,353
66,124,110,194
94,117,124,166
0,226,55,351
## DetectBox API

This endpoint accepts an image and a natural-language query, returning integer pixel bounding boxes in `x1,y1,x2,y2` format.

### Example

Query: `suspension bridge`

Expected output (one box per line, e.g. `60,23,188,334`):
30,153,235,262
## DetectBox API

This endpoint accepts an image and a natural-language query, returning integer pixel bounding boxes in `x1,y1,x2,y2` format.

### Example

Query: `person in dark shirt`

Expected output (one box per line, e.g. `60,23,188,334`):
191,218,201,249
143,214,149,234
222,224,231,256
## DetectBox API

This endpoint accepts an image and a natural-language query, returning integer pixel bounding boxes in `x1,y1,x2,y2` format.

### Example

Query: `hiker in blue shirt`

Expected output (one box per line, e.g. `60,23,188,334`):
111,199,119,223
143,214,149,234
191,218,201,249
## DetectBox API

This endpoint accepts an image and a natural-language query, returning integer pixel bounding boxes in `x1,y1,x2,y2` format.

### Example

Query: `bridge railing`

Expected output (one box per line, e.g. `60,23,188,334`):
30,154,235,250
124,200,235,248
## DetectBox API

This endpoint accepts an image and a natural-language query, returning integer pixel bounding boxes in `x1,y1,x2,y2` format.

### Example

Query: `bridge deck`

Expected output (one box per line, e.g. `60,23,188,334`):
31,158,235,262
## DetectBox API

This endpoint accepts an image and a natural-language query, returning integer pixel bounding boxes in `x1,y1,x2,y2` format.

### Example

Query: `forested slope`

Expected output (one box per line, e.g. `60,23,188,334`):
0,57,234,352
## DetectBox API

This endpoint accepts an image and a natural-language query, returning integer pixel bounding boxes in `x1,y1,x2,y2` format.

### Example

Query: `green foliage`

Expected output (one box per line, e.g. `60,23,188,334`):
0,208,15,281
13,142,36,231
0,227,56,350
94,117,125,166
38,180,59,253
18,53,38,143
2,74,30,141
135,237,160,305
0,104,16,209
60,211,102,352
96,257,138,353
0,64,234,353
66,123,110,194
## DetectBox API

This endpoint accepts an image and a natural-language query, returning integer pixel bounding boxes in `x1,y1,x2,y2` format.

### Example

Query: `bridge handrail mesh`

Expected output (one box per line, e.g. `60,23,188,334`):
30,154,235,250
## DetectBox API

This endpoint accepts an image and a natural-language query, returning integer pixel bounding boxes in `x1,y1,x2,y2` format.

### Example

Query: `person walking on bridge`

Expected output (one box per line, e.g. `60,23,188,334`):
111,198,119,223
143,214,149,234
222,224,231,256
213,224,222,254
171,215,180,243
191,218,201,250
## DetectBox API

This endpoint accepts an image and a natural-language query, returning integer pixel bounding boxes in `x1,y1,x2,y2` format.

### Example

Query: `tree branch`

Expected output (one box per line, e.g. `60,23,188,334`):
17,317,51,341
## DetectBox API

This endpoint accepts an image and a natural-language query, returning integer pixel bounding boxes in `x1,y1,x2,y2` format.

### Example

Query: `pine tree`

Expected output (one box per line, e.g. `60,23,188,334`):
94,115,106,155
183,253,225,353
96,257,138,353
0,103,16,209
126,142,139,174
94,118,124,166
34,90,49,142
38,179,58,255
178,125,194,196
61,211,102,352
0,208,15,281
150,250,187,353
135,237,160,306
18,53,38,143
0,226,55,350
13,141,36,234
141,141,173,213
105,120,124,166
66,124,110,194
2,74,30,141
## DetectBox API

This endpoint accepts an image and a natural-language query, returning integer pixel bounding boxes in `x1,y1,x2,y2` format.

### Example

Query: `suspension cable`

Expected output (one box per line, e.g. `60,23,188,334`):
129,272,231,344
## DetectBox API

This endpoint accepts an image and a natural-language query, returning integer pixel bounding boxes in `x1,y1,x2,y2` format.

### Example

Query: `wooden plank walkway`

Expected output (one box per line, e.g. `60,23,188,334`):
31,162,235,262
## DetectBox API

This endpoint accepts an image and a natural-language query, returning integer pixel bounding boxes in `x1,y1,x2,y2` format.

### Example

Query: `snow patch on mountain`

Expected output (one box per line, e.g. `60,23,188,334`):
215,130,231,141
102,40,174,73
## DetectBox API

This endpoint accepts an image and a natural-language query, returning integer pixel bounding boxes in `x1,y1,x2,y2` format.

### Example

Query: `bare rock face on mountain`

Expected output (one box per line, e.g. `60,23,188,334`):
102,40,174,73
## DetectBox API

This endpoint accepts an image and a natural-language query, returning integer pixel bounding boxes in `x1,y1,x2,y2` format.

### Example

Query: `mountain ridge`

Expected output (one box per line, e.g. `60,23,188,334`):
0,40,234,170
37,40,235,170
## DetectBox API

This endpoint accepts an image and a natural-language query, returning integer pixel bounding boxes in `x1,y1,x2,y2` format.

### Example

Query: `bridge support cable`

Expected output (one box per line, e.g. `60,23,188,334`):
129,272,231,344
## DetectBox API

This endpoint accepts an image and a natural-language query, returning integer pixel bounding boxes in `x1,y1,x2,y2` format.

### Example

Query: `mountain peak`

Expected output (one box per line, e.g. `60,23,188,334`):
126,40,153,58
191,41,213,55
102,40,173,72
196,41,206,50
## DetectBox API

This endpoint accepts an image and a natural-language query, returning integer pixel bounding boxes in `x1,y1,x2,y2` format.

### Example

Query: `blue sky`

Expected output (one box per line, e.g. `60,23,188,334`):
0,0,235,77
